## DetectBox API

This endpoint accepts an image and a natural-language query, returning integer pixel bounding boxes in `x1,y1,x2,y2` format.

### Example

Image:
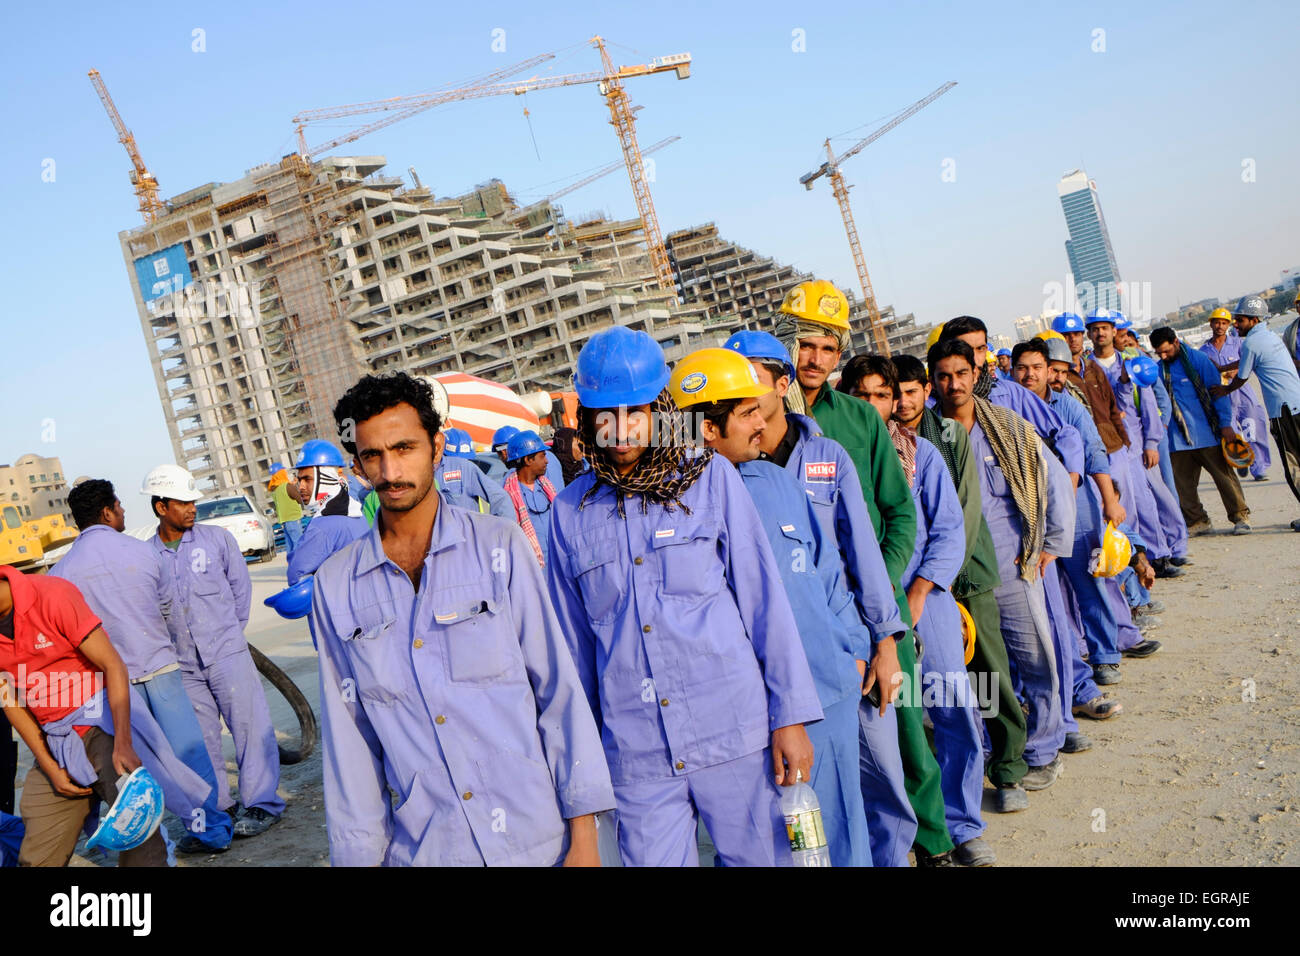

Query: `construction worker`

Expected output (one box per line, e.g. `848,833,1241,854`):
1147,327,1250,535
503,430,557,567
670,347,890,867
995,347,1013,380
723,330,920,866
938,316,1085,477
771,281,955,864
491,424,566,490
312,371,613,866
1055,311,1133,461
841,354,994,867
1200,307,1271,481
546,327,822,867
1213,295,1300,531
889,354,1039,811
435,432,512,519
49,479,233,853
268,464,304,555
144,464,284,838
288,440,371,586
930,338,1074,793
1012,339,1147,703
0,565,217,866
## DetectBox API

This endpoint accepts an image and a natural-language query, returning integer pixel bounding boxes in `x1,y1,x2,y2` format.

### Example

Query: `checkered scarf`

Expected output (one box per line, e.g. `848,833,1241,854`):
504,471,556,567
578,390,713,518
887,419,917,488
773,314,851,416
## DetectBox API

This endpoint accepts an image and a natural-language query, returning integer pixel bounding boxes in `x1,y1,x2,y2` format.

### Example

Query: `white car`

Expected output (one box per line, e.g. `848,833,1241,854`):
196,494,276,562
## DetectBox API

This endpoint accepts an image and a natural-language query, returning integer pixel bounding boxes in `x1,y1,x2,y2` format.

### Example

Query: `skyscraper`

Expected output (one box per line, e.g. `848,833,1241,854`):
1058,170,1122,311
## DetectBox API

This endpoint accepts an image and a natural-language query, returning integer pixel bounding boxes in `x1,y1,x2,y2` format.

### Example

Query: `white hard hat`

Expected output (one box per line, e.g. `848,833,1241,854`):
141,464,202,502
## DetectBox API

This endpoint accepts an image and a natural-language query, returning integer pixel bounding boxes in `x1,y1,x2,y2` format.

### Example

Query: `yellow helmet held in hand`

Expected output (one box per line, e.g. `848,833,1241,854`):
958,601,976,665
669,348,772,409
778,279,851,331
1089,522,1132,578
1222,434,1254,469
1210,307,1232,322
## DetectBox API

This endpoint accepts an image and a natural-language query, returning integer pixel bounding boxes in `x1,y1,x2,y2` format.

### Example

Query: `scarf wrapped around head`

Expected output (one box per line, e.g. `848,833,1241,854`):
971,396,1047,581
305,466,365,520
578,390,714,518
773,313,852,416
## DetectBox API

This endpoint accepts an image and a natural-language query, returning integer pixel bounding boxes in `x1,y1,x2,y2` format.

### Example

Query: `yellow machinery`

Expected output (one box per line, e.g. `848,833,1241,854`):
28,514,79,551
1,506,44,569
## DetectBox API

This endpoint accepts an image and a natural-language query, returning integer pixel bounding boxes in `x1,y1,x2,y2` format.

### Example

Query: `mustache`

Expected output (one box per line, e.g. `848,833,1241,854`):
374,481,416,493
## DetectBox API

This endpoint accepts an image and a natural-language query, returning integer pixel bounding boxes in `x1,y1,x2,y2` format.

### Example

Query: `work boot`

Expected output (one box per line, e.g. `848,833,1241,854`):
1253,474,1269,481
1021,755,1064,791
913,846,956,867
991,783,1029,813
1153,559,1184,578
1073,694,1124,720
1187,519,1213,536
233,806,281,838
1291,518,1300,533
1132,600,1166,617
1233,521,1252,535
1093,663,1122,685
1137,616,1161,634
176,835,230,855
1123,639,1162,659
1168,555,1193,566
1062,731,1093,753
952,837,996,867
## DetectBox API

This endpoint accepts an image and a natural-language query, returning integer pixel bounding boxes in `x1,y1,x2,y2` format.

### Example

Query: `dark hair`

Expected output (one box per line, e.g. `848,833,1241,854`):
1011,339,1050,367
838,354,899,399
688,397,743,439
940,315,988,342
67,479,116,530
927,338,976,378
892,354,927,386
150,495,167,518
757,360,790,386
1149,326,1177,349
550,426,585,485
333,372,443,457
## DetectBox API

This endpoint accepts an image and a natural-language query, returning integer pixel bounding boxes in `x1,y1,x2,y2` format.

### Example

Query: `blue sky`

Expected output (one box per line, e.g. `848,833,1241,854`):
1,0,1296,508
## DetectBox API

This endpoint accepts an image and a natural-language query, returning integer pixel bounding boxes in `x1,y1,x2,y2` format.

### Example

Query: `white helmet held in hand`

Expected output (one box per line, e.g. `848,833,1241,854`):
141,464,202,501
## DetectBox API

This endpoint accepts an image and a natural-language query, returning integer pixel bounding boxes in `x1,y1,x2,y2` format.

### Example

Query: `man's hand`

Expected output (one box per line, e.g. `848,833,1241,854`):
1219,426,1237,441
863,637,902,716
1209,385,1229,399
1037,552,1057,578
1135,552,1156,590
855,659,867,680
905,578,933,628
561,814,601,867
42,760,93,798
771,724,814,786
1069,472,1081,492
1102,498,1127,527
112,738,142,778
1142,448,1159,469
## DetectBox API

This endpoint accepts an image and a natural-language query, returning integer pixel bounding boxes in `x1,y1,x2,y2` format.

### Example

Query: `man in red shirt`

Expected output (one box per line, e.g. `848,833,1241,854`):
0,565,167,866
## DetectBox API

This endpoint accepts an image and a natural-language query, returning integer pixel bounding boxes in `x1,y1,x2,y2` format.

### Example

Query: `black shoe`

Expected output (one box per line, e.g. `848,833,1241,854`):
1168,556,1193,566
1253,474,1269,481
991,782,1029,813
177,835,230,854
1123,639,1162,658
952,837,996,866
914,846,956,867
1062,731,1093,753
1022,755,1064,791
1093,663,1122,685
1153,559,1185,578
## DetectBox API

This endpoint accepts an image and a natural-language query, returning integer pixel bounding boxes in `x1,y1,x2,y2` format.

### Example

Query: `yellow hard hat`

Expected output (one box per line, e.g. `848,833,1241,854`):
1221,434,1254,469
986,350,997,365
958,601,976,666
926,323,947,352
778,279,851,332
1210,307,1232,322
669,348,772,409
1035,329,1066,342
1089,522,1132,578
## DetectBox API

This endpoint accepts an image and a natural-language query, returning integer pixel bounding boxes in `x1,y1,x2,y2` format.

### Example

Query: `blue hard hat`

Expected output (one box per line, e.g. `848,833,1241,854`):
1084,307,1114,326
86,767,165,852
1052,312,1086,334
269,463,287,477
573,327,670,408
491,426,520,450
442,428,470,458
294,439,345,469
506,430,547,463
1125,355,1158,389
1112,311,1132,331
996,348,1012,357
264,577,314,620
722,330,796,379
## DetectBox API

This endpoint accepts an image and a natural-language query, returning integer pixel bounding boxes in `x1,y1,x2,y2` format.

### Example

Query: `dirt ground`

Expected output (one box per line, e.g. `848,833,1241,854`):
36,462,1299,868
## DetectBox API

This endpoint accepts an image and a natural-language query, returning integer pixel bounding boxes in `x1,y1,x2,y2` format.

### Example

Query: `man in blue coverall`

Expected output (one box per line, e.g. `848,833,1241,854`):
312,371,614,866
288,440,371,586
670,347,897,867
546,327,823,867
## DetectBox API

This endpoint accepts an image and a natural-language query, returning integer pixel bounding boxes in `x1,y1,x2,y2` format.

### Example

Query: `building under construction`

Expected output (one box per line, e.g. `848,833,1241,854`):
120,153,925,510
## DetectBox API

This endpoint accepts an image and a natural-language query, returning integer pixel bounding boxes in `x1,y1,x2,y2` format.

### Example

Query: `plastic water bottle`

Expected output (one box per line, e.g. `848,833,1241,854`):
781,770,831,867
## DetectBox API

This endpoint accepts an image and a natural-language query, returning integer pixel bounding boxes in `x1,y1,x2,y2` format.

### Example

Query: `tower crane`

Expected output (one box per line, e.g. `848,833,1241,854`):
88,69,166,224
509,135,680,226
800,81,956,355
293,37,690,292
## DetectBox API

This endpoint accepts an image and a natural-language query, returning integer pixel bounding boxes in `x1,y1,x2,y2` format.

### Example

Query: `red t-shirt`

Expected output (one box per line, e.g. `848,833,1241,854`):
0,566,103,734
